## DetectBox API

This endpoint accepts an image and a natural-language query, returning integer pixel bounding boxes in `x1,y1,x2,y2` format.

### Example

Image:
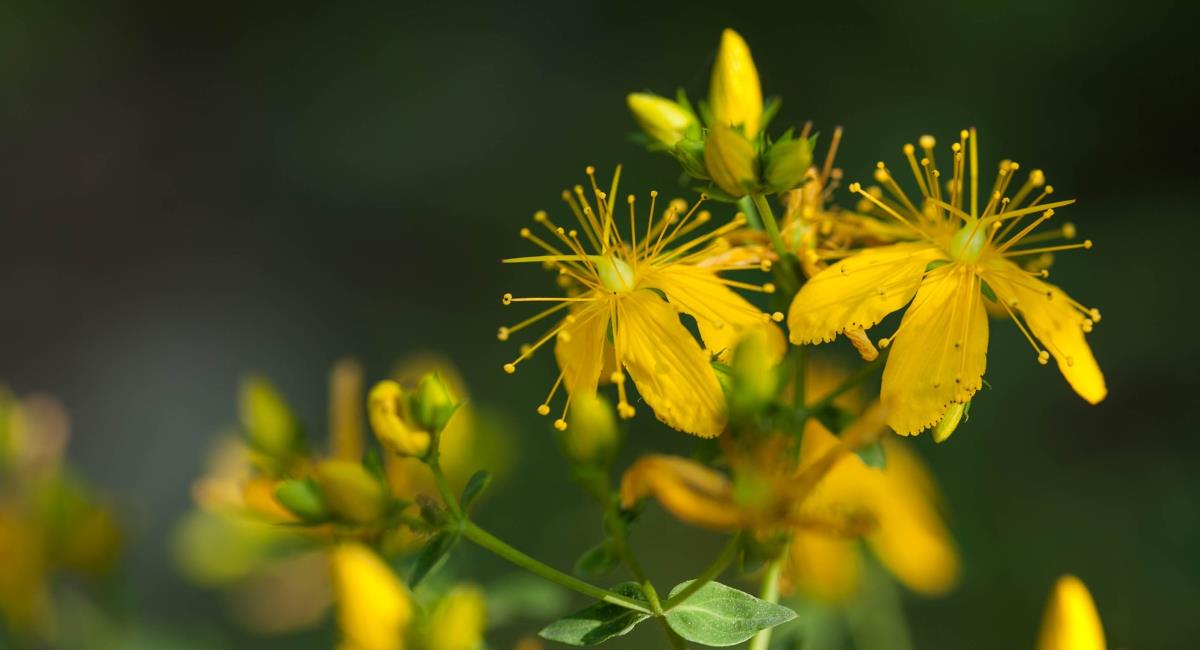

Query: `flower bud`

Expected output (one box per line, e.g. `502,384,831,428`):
1037,575,1106,650
764,135,813,194
672,137,710,180
627,92,697,148
709,29,763,135
729,330,778,418
239,375,298,458
411,371,459,435
704,123,758,198
315,460,387,525
560,393,619,466
368,380,431,457
932,402,968,443
274,478,329,522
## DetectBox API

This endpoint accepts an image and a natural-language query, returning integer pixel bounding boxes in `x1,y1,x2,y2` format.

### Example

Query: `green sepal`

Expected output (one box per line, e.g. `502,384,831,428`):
273,479,328,522
980,279,998,302
854,441,887,470
538,582,651,646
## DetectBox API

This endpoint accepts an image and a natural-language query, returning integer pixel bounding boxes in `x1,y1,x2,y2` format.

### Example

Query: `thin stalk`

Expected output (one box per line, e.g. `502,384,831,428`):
738,195,764,230
747,552,785,650
749,192,799,300
803,349,888,416
461,520,654,615
427,455,464,520
662,532,742,610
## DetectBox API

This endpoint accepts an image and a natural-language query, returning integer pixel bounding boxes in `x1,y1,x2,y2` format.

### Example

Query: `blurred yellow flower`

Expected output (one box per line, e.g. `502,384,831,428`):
787,129,1105,434
424,585,487,650
1037,575,1106,650
330,543,413,650
502,167,782,438
709,29,763,136
369,380,433,458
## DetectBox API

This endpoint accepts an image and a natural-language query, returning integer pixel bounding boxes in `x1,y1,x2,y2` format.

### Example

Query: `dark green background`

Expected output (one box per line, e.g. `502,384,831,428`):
1,1,1195,648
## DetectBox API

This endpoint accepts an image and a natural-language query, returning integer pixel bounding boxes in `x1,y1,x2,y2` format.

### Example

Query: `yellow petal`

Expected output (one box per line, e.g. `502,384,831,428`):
1037,575,1106,650
619,454,743,530
329,543,412,650
615,290,726,437
983,261,1106,404
368,381,431,457
783,532,860,601
554,303,610,397
865,439,959,596
882,266,988,435
709,28,763,135
648,264,780,362
787,243,942,345
425,585,488,650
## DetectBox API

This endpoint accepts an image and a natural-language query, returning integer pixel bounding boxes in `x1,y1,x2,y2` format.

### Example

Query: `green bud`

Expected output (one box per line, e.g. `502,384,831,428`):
239,375,298,458
672,137,710,180
933,402,968,443
315,460,387,525
728,331,778,418
627,92,698,148
411,371,459,435
764,136,813,194
560,393,620,466
274,479,328,522
704,123,758,198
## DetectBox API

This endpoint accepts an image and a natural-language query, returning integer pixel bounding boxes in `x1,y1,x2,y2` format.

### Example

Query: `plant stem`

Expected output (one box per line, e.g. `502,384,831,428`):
461,520,654,615
427,455,464,520
737,195,764,230
662,532,742,610
803,349,888,416
749,192,800,302
747,552,785,650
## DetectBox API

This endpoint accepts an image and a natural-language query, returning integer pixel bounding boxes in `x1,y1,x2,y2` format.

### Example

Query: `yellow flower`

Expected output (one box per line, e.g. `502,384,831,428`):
368,380,432,457
709,29,763,136
787,129,1105,434
423,585,488,650
316,460,387,525
1037,575,1106,650
501,166,782,438
329,543,413,650
626,93,697,148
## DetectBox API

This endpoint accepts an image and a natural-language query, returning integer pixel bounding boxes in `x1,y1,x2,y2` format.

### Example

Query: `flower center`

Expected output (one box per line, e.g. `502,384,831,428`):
595,255,636,293
948,220,990,264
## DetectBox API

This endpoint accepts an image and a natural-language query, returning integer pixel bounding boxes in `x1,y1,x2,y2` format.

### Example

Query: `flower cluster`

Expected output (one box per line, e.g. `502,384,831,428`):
160,27,1112,650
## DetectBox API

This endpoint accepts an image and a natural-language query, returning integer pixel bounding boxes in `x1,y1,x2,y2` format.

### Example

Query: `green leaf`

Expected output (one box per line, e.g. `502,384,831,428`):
538,582,651,646
460,470,492,511
410,530,460,587
664,580,797,646
573,539,621,579
855,441,887,470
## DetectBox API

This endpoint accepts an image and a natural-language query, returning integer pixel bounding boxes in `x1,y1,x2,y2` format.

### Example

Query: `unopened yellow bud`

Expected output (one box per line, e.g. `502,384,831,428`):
709,29,763,135
932,402,968,443
627,92,697,148
239,375,297,458
1037,575,1106,650
425,585,488,650
368,380,431,457
704,122,758,198
561,393,619,465
330,543,413,650
764,135,813,194
315,460,386,525
274,478,328,522
412,371,459,435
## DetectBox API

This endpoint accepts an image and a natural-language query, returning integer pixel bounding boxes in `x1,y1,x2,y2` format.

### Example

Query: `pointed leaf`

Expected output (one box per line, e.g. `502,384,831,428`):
538,582,651,646
573,539,621,579
410,530,460,587
664,580,797,646
460,470,492,511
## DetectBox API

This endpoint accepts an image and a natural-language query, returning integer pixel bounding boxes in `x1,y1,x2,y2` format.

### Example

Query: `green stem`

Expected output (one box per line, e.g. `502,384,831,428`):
747,552,785,650
737,195,763,230
461,521,654,615
428,455,464,520
750,193,788,265
803,349,889,416
662,532,742,610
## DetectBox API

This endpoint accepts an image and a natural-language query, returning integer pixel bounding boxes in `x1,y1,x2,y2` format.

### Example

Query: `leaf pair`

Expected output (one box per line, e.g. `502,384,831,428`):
540,580,796,647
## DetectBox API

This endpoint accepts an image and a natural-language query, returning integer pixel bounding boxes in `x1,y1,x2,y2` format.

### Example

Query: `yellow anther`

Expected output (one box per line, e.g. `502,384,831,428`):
497,327,510,341
1083,240,1093,249
903,143,915,155
919,135,936,149
763,283,776,294
878,337,892,348
554,419,568,431
502,293,513,305
503,363,516,374
1037,351,1050,365
771,312,784,322
610,372,625,384
520,227,531,237
1062,223,1077,239
1030,169,1045,186
537,404,550,416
